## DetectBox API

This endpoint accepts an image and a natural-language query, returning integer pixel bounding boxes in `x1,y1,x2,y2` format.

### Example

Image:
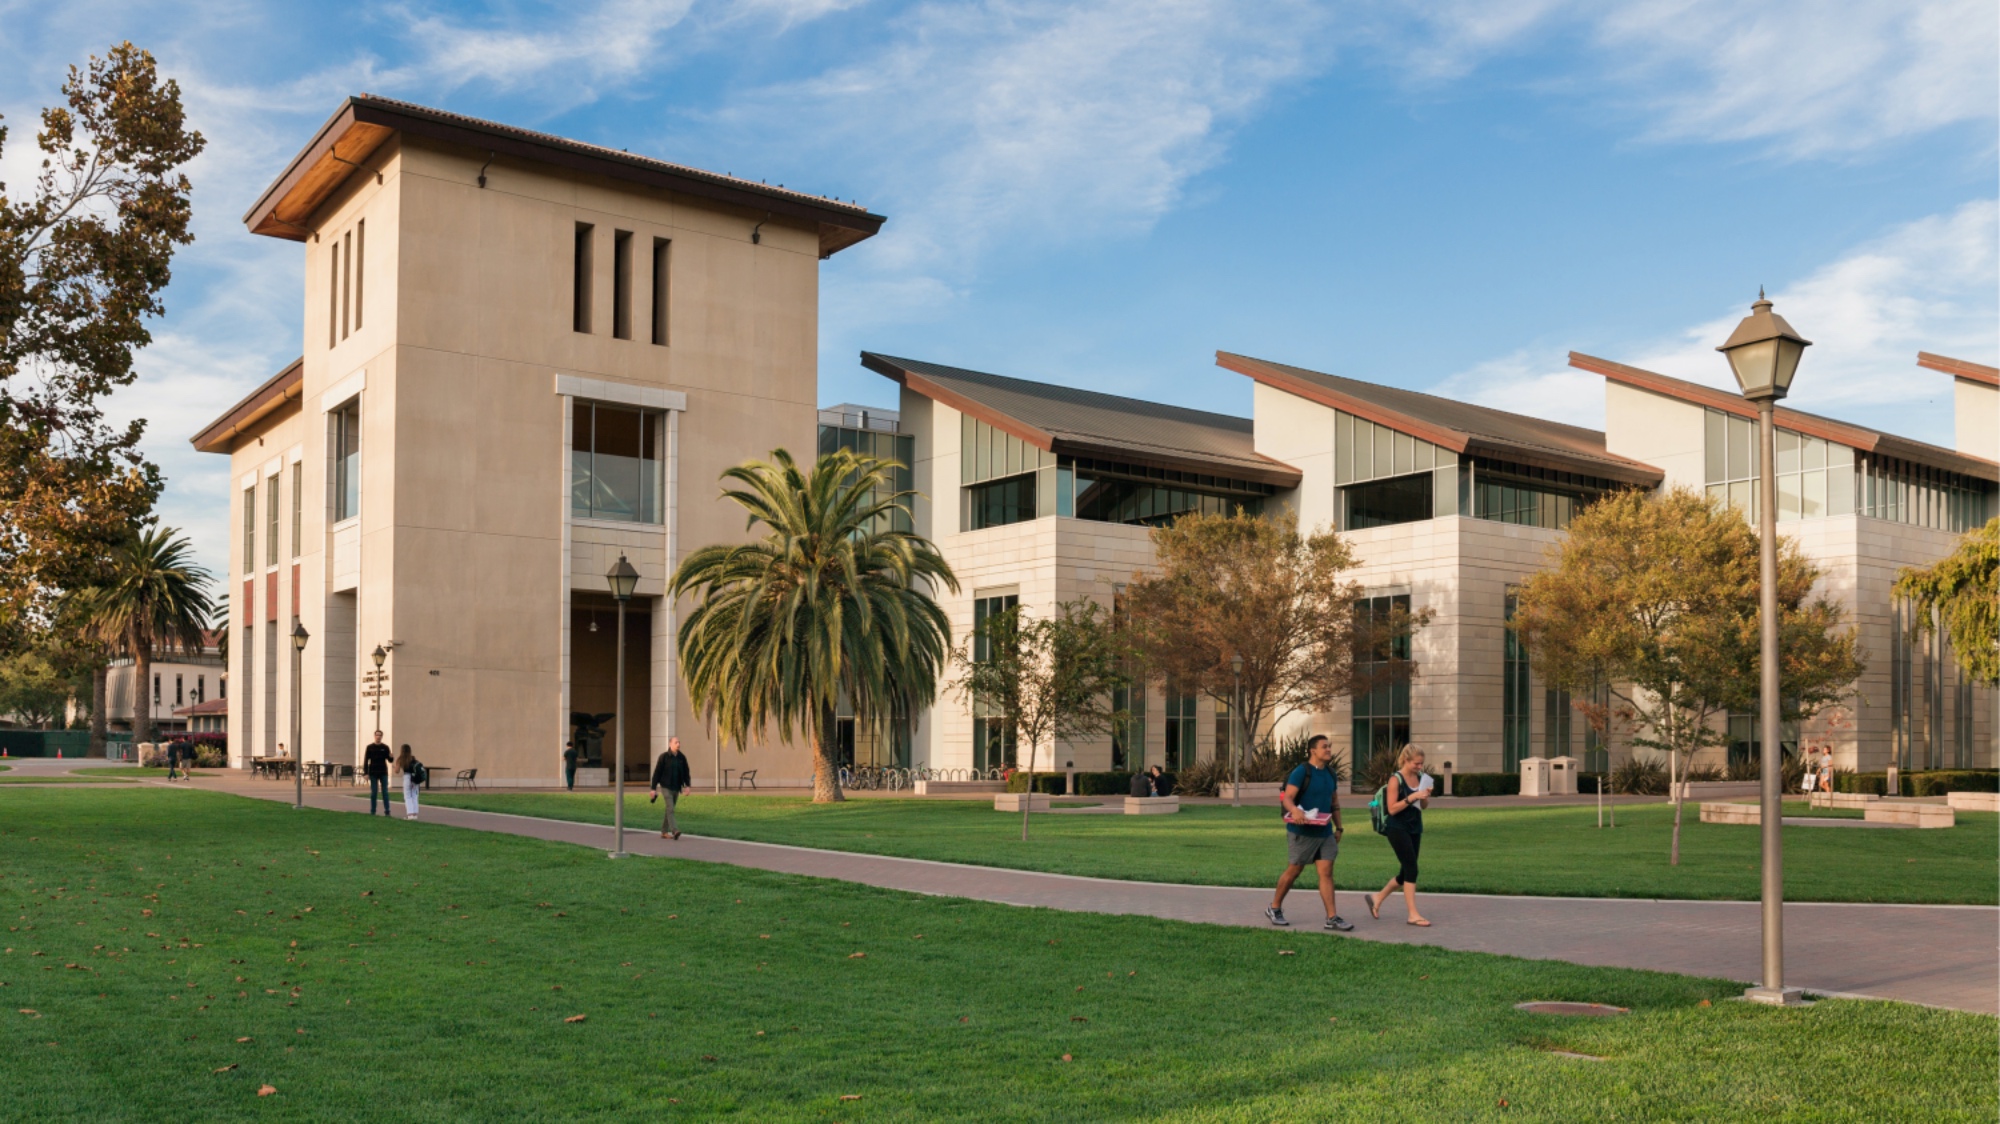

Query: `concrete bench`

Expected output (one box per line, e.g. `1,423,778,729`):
1809,792,1878,810
1698,801,1760,826
1946,791,1999,813
1125,796,1180,815
915,780,1006,796
1677,781,1760,800
1217,782,1281,800
993,793,1050,812
1865,802,1956,829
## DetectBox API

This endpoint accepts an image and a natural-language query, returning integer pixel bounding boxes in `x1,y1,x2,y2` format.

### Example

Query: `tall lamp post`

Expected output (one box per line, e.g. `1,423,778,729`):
292,621,310,810
606,554,641,859
1717,290,1811,1007
1230,655,1244,808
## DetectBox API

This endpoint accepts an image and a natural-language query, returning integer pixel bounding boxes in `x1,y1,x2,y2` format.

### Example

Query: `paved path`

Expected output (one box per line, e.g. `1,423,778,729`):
16,763,1998,1015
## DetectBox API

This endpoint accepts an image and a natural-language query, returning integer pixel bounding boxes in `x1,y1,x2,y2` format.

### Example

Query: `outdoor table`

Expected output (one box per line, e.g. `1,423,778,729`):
721,768,735,791
423,766,444,790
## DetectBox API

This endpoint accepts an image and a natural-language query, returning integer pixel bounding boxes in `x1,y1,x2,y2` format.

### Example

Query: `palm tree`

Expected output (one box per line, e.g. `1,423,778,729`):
672,448,956,802
85,527,213,747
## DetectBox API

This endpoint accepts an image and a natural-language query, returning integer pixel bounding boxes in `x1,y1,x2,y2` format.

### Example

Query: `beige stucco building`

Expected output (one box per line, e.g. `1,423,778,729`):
193,97,881,786
869,348,1997,781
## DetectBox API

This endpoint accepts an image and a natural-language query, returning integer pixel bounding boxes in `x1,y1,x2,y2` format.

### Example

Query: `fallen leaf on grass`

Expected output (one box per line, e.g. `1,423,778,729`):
700,1055,717,1062
1060,1054,1072,1062
1498,1099,1508,1108
564,1014,587,1024
839,1094,862,1102
1070,1016,1087,1022
848,952,866,959
213,1064,237,1073
237,1037,253,1043
1277,950,1296,956
258,1085,277,1097
1698,1000,1712,1008
18,1009,37,1017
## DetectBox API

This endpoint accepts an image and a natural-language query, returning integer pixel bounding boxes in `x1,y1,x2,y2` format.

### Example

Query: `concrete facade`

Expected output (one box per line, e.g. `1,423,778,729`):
199,98,881,786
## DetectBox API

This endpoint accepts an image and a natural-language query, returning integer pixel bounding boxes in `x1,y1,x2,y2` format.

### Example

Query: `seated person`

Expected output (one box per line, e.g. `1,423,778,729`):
1150,764,1174,797
1129,770,1153,798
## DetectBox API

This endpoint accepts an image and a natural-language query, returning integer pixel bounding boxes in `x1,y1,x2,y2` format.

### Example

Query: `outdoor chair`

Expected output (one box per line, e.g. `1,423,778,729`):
453,768,478,789
336,764,356,785
737,769,758,790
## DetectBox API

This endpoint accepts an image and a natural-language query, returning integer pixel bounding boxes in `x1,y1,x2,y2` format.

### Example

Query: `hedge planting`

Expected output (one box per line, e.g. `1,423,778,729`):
1832,770,1998,797
1004,772,1068,795
1449,772,1521,797
1076,771,1134,796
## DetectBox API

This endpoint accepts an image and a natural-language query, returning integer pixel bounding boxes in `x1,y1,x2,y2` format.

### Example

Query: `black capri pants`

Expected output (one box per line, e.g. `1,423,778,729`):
1385,825,1421,886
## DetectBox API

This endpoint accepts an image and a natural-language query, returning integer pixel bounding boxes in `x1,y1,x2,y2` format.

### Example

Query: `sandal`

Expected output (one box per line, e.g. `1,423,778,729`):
1367,895,1381,921
1407,919,1431,927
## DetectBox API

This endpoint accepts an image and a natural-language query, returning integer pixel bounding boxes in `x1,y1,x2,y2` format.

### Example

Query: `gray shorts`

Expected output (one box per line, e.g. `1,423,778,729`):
1287,831,1338,866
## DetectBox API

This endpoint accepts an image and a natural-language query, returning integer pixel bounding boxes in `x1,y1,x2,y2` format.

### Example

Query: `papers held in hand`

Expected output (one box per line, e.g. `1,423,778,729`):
1296,808,1332,826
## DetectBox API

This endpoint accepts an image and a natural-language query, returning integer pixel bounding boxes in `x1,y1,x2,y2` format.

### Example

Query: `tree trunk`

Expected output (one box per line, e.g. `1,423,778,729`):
90,665,107,758
811,702,844,803
1021,734,1038,841
1669,747,1682,867
134,643,155,749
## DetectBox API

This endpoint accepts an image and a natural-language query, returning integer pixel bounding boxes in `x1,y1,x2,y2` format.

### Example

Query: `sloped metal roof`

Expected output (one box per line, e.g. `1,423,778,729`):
1221,352,1665,486
861,353,1301,486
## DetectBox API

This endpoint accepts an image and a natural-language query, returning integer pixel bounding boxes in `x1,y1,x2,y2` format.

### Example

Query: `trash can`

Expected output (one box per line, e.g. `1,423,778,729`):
1519,756,1553,797
1549,756,1579,796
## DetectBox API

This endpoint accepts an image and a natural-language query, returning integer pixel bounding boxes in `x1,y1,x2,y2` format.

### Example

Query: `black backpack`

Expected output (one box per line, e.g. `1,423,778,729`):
411,760,429,786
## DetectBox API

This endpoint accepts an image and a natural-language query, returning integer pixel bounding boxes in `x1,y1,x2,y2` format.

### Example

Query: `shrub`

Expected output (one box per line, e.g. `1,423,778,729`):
1908,770,2000,796
1450,772,1521,797
1076,771,1134,796
1004,772,1067,795
1173,758,1226,798
1834,771,1887,796
1722,753,1811,791
1609,757,1668,795
1682,764,1725,783
1358,746,1400,794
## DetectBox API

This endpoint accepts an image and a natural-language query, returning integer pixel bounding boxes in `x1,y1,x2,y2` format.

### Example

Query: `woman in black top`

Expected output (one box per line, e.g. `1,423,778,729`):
1368,745,1431,927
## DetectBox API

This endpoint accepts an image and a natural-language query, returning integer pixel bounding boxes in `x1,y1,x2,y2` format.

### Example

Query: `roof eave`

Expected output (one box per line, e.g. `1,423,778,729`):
1917,351,2000,388
862,352,1057,450
191,358,305,454
244,96,887,256
1217,351,1472,454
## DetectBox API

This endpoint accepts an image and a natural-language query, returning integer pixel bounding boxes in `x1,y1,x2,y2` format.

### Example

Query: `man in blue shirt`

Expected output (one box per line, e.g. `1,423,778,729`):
1267,734,1352,932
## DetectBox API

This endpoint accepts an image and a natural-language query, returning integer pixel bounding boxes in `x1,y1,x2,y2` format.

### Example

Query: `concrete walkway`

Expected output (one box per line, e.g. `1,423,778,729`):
14,761,1997,1015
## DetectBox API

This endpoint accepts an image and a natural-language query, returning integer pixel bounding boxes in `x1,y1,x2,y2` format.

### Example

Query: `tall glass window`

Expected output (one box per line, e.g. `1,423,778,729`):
242,486,256,572
1352,593,1412,775
1164,687,1197,771
967,475,1036,530
265,475,280,568
817,423,915,534
332,399,361,523
1502,590,1530,772
1214,697,1233,767
571,402,664,524
972,593,1019,772
1583,682,1610,774
1544,687,1572,758
290,468,302,558
1727,707,1798,769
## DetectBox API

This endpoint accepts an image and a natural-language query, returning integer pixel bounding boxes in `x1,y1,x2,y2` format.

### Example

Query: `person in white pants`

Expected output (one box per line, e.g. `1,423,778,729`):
395,744,421,820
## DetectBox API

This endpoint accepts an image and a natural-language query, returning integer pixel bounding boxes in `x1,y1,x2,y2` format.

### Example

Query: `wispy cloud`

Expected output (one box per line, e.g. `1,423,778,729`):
1436,199,2000,446
1396,0,1999,158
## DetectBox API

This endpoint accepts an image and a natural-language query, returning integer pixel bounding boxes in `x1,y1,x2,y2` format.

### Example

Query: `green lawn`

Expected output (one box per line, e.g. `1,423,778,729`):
1,788,1991,1122
0,775,131,785
421,792,1999,905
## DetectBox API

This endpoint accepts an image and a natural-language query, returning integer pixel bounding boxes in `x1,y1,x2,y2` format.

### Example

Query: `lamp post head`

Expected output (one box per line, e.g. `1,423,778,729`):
1717,290,1811,402
371,644,387,670
1231,654,1243,676
291,620,310,653
607,554,640,602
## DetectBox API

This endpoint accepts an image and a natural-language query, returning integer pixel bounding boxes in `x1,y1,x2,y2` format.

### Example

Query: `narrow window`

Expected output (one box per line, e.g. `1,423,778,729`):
152,674,160,706
242,487,256,572
328,242,340,349
197,675,205,703
341,230,352,339
332,399,361,522
353,219,365,330
573,223,594,333
612,230,633,340
176,675,184,707
266,474,280,568
291,468,303,558
650,237,670,345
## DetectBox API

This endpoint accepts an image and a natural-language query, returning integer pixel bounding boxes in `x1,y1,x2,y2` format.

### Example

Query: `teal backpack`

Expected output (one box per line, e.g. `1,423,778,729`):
1367,783,1392,834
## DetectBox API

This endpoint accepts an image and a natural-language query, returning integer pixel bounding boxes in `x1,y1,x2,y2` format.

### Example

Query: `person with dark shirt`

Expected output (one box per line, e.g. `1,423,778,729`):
1266,734,1352,932
362,733,393,816
649,735,692,839
562,740,579,791
1367,745,1432,927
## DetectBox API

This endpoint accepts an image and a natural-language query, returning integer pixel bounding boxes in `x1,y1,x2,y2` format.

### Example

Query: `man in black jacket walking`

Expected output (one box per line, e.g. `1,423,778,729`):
650,735,692,840
362,733,393,815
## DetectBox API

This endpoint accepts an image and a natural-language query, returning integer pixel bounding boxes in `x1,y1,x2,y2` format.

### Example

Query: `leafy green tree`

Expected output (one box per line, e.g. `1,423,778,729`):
81,526,212,746
0,648,72,728
1512,487,1862,865
1120,509,1428,781
0,43,203,636
1895,517,1998,687
672,449,956,803
952,599,1129,838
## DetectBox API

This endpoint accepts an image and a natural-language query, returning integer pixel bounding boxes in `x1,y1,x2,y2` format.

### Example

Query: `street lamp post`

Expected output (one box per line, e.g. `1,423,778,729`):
1230,655,1244,808
1717,290,1811,1007
292,621,310,810
606,554,641,859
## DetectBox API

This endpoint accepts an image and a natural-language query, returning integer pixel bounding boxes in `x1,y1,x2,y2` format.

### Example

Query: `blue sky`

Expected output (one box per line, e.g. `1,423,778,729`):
2,0,1994,580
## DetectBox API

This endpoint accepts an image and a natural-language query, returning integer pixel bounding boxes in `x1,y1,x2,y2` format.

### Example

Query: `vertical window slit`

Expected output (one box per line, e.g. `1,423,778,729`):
651,238,670,346
573,223,595,333
612,230,633,340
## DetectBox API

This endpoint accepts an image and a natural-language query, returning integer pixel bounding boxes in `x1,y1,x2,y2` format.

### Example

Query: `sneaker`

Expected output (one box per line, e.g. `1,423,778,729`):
1264,906,1289,927
1325,916,1354,932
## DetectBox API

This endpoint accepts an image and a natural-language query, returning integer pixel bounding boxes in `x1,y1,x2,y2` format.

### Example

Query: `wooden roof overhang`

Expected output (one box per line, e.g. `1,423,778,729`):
242,96,886,257
190,358,304,454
